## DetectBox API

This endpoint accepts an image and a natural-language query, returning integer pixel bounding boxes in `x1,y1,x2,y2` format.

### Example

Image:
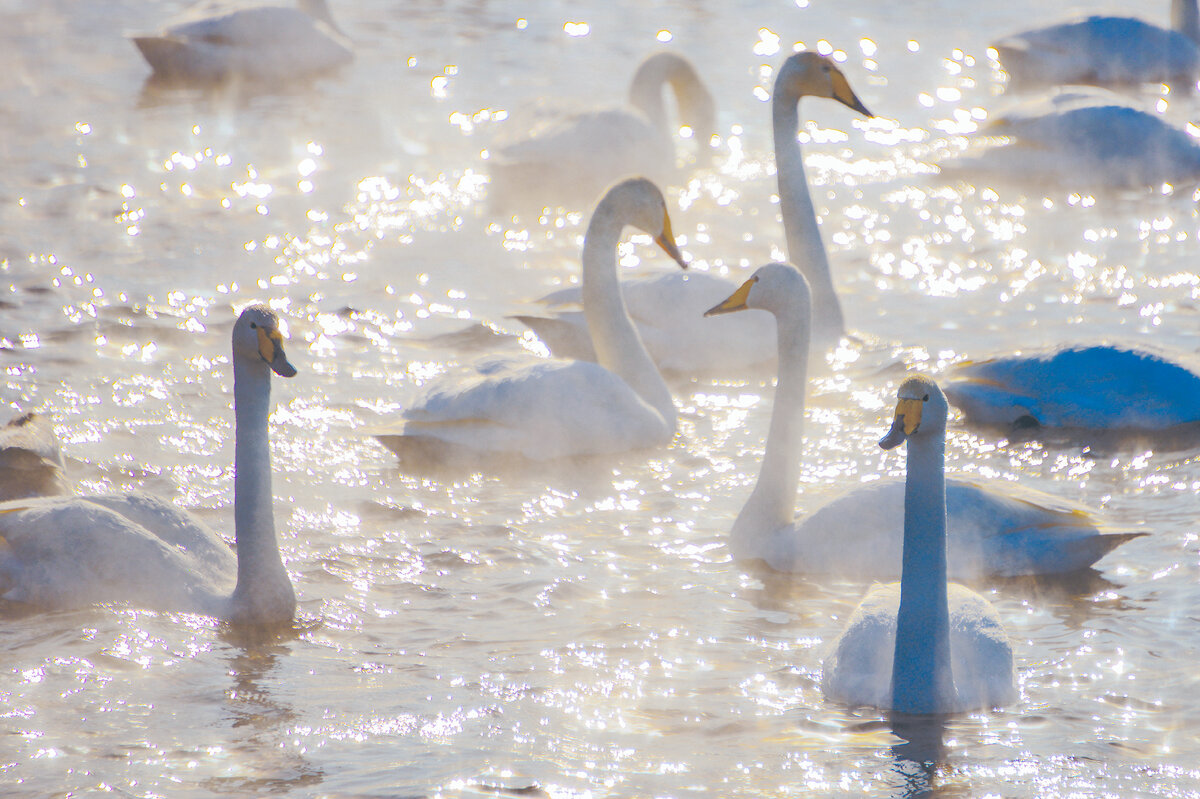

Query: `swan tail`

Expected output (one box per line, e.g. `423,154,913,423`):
986,527,1145,576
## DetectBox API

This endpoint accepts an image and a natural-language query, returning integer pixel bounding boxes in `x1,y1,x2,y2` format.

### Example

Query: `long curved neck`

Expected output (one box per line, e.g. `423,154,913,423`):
629,58,672,134
891,429,955,714
730,306,809,558
773,91,844,345
229,358,294,623
1173,0,1200,45
581,211,675,429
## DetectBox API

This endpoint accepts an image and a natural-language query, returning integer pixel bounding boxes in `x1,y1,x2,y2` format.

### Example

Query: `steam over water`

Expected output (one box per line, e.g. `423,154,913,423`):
3,1,1200,796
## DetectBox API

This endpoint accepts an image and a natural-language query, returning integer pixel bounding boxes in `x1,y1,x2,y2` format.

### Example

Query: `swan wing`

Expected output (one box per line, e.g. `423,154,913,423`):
946,346,1200,429
821,583,1015,712
376,358,672,461
0,496,235,609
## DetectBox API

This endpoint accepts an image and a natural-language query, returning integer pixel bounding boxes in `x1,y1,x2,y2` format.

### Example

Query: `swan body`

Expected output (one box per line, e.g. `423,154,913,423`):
132,0,352,85
993,1,1200,89
489,52,716,211
945,345,1200,432
514,271,776,375
0,413,68,501
0,306,298,624
945,90,1200,190
822,376,1016,714
375,178,686,463
706,263,1135,579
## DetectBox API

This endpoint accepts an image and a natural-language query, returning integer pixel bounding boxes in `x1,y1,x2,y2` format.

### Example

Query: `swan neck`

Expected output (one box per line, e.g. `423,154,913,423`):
891,429,955,713
581,209,675,429
229,357,295,623
772,89,845,343
629,59,672,133
1173,0,1200,44
731,309,809,556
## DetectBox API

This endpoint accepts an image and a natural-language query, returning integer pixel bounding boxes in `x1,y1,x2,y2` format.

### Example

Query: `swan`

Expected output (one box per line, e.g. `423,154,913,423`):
513,51,873,373
132,0,352,85
0,305,298,624
488,52,716,212
374,177,686,463
0,413,68,501
706,262,1139,579
821,375,1017,713
992,0,1200,90
944,345,1200,435
942,89,1200,191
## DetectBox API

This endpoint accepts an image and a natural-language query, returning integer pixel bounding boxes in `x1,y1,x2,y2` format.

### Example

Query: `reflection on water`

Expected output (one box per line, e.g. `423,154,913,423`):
3,0,1200,796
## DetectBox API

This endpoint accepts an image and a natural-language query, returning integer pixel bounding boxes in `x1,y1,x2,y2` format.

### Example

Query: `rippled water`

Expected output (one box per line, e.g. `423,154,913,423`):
4,0,1200,796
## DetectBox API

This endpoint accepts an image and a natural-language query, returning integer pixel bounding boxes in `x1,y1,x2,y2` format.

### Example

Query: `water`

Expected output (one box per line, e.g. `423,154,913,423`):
3,0,1200,796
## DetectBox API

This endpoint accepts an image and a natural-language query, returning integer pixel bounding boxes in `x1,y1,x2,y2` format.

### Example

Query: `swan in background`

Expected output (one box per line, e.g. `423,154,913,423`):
822,375,1017,714
0,306,298,625
706,263,1139,579
993,0,1200,90
942,89,1200,191
514,51,873,374
374,178,686,464
945,345,1200,435
0,413,68,501
132,0,352,85
488,52,716,212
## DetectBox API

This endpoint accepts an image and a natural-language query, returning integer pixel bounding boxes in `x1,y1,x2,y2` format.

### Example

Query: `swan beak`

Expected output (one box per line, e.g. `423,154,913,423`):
257,327,298,378
655,210,688,269
879,397,923,449
704,276,757,317
831,69,873,117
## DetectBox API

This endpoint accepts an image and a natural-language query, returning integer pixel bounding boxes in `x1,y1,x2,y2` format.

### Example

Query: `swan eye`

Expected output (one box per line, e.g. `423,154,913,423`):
250,322,258,329
923,393,929,401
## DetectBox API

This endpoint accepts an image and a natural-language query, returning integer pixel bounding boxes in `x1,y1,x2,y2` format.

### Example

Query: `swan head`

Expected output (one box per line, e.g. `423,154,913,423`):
599,177,688,269
704,261,812,319
775,51,873,117
233,305,298,378
879,374,948,449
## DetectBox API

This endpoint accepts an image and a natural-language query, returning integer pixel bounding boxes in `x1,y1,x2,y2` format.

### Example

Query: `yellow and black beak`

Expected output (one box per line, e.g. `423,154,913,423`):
704,275,757,317
832,67,873,118
257,326,298,378
879,396,923,450
655,209,688,270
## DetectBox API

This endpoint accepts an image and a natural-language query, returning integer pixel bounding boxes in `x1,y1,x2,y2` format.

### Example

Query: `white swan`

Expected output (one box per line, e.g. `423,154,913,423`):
945,345,1200,435
514,51,873,373
132,0,352,85
488,52,716,212
0,413,68,501
992,0,1200,90
0,305,298,624
706,262,1138,579
943,89,1200,191
374,178,686,464
821,375,1017,714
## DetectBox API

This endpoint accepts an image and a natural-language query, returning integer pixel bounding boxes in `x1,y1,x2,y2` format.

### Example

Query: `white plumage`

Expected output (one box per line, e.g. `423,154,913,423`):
375,178,686,465
132,0,352,85
0,306,298,624
993,0,1200,90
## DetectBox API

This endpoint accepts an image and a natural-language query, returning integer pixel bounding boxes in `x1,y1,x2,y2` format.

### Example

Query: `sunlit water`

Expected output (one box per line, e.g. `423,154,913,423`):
3,0,1200,796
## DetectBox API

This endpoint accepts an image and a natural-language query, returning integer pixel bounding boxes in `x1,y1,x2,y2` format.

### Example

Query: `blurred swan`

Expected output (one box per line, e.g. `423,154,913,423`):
488,52,716,212
945,345,1200,434
374,178,686,463
0,413,68,501
943,90,1200,190
132,0,352,85
514,52,873,374
706,263,1138,579
0,306,298,624
822,375,1017,713
993,0,1200,90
